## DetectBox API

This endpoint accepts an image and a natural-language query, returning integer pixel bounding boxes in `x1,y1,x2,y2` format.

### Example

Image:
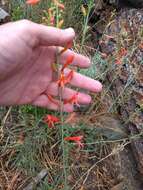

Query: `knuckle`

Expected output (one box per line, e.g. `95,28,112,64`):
21,19,32,26
18,19,32,32
16,20,37,47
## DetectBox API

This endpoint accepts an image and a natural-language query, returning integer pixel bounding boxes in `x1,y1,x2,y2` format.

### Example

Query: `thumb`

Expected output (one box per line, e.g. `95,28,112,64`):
32,23,75,46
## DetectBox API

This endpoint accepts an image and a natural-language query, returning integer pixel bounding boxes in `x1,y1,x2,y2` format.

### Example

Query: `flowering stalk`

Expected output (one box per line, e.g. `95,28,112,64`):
27,0,84,187
53,2,69,188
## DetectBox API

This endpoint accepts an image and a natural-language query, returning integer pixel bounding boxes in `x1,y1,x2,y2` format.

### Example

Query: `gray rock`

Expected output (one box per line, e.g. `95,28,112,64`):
0,7,10,24
107,0,143,8
100,8,143,177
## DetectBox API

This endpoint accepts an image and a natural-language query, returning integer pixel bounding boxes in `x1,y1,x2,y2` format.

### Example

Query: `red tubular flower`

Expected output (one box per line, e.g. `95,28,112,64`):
44,114,60,128
64,92,80,107
115,59,122,65
50,16,55,26
47,95,59,106
57,70,74,88
26,0,40,5
100,52,108,59
66,70,74,83
53,0,65,10
57,19,64,28
139,42,143,50
61,55,74,72
57,3,65,10
118,47,127,57
48,8,55,26
64,136,84,148
104,34,114,40
60,41,73,55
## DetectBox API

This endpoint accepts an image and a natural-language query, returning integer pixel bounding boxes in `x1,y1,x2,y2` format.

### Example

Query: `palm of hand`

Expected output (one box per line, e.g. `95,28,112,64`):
0,44,59,106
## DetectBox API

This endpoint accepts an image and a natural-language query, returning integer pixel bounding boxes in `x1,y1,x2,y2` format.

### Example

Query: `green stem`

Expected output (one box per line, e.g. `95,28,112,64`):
80,3,92,53
55,34,68,190
57,58,68,189
56,4,59,27
60,90,68,190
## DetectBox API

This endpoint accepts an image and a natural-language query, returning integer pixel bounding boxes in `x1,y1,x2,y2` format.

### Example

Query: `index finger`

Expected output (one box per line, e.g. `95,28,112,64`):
32,23,75,47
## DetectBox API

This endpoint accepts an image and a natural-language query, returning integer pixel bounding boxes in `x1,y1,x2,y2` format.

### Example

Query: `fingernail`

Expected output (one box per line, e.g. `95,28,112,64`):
86,57,91,67
80,94,92,104
65,28,75,36
95,82,103,92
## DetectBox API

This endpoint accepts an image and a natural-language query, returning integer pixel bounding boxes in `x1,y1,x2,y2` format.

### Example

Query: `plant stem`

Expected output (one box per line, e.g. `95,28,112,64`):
56,51,68,189
80,3,92,53
59,88,68,190
55,2,68,186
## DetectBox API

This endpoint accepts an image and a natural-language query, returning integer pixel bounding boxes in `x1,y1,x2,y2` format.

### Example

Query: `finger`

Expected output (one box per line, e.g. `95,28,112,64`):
32,23,75,46
47,46,91,68
32,94,73,112
59,49,91,68
45,82,91,104
64,69,103,92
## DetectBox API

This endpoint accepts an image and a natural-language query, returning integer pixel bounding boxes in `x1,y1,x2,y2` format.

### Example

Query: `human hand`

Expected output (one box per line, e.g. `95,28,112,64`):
0,20,102,112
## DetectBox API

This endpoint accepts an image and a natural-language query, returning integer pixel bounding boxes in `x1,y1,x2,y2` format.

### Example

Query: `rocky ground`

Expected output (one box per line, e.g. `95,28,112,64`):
89,2,143,189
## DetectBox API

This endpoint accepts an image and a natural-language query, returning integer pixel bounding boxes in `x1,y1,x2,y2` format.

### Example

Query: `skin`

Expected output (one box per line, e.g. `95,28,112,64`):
0,20,102,112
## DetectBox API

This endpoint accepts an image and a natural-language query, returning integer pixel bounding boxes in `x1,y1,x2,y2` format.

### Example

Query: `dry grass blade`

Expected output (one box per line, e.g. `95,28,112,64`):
7,171,21,190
